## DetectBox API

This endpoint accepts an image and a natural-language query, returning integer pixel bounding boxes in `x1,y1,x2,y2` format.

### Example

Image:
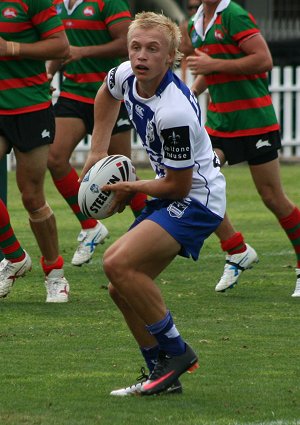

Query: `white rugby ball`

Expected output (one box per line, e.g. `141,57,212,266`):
78,155,136,219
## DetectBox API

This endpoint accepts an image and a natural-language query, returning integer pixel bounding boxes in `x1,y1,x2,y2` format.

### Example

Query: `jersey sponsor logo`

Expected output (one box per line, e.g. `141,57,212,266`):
135,104,144,119
214,29,224,40
162,126,191,161
83,6,95,17
41,129,50,139
108,67,118,90
2,7,17,18
167,199,191,218
65,20,73,27
256,139,271,149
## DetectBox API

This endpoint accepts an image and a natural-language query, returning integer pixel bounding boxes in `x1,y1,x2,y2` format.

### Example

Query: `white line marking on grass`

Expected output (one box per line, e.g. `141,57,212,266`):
232,421,299,425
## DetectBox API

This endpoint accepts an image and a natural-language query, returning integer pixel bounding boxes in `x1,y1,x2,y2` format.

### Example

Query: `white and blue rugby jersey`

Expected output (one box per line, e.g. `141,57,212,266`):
107,61,226,218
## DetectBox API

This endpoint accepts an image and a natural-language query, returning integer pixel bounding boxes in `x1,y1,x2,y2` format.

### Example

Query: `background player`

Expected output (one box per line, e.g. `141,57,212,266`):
187,0,300,297
47,0,147,267
0,0,70,302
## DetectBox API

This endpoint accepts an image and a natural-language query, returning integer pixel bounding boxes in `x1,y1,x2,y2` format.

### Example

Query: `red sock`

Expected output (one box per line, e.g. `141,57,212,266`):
279,207,300,268
220,232,247,255
0,198,25,262
53,168,98,229
130,192,147,218
40,255,64,275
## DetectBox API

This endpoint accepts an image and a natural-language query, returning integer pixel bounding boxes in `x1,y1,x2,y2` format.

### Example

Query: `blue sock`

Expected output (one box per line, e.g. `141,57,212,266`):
140,345,159,372
146,310,186,356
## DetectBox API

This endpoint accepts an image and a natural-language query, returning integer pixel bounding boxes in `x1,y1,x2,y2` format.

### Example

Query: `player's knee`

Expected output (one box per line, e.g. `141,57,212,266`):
21,190,43,212
103,251,119,279
47,150,68,175
103,250,127,285
28,202,53,223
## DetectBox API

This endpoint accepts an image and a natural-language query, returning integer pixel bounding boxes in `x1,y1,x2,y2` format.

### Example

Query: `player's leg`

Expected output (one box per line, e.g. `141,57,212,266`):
0,134,32,297
104,219,198,396
108,129,131,159
108,276,182,396
0,197,32,298
48,116,85,180
104,220,180,333
0,134,8,158
214,214,258,292
249,157,300,297
15,144,69,302
213,146,258,292
48,103,108,266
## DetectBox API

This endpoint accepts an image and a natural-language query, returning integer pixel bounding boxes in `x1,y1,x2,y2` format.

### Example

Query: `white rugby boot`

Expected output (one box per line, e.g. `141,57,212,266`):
0,251,32,298
71,222,109,266
291,268,300,297
45,269,69,303
215,243,258,292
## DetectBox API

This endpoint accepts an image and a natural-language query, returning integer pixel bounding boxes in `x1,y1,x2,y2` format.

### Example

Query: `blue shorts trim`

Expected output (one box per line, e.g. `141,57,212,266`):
130,198,222,261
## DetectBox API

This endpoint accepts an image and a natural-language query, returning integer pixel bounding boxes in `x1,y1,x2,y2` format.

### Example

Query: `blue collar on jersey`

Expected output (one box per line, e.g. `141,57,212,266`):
155,68,174,97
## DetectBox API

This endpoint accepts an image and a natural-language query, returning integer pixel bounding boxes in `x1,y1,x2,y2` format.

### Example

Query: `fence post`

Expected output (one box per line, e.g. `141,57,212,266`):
0,157,7,261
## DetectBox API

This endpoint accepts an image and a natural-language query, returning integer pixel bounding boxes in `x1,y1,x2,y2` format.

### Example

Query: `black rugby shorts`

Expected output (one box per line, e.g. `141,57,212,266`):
0,106,55,153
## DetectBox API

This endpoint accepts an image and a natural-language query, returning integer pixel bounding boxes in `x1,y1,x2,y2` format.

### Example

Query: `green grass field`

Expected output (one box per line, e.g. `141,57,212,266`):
0,164,299,425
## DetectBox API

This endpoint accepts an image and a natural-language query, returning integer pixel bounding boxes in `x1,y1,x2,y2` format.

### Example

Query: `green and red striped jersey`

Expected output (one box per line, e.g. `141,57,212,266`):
54,0,131,104
0,0,65,115
188,0,279,138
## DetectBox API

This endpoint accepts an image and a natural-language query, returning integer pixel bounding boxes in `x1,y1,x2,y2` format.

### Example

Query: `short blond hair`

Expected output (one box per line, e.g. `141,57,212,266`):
128,11,183,69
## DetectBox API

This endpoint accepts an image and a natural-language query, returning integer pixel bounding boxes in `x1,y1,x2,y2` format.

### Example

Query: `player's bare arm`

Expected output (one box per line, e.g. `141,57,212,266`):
103,166,193,212
179,21,194,57
187,34,273,75
0,32,69,60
